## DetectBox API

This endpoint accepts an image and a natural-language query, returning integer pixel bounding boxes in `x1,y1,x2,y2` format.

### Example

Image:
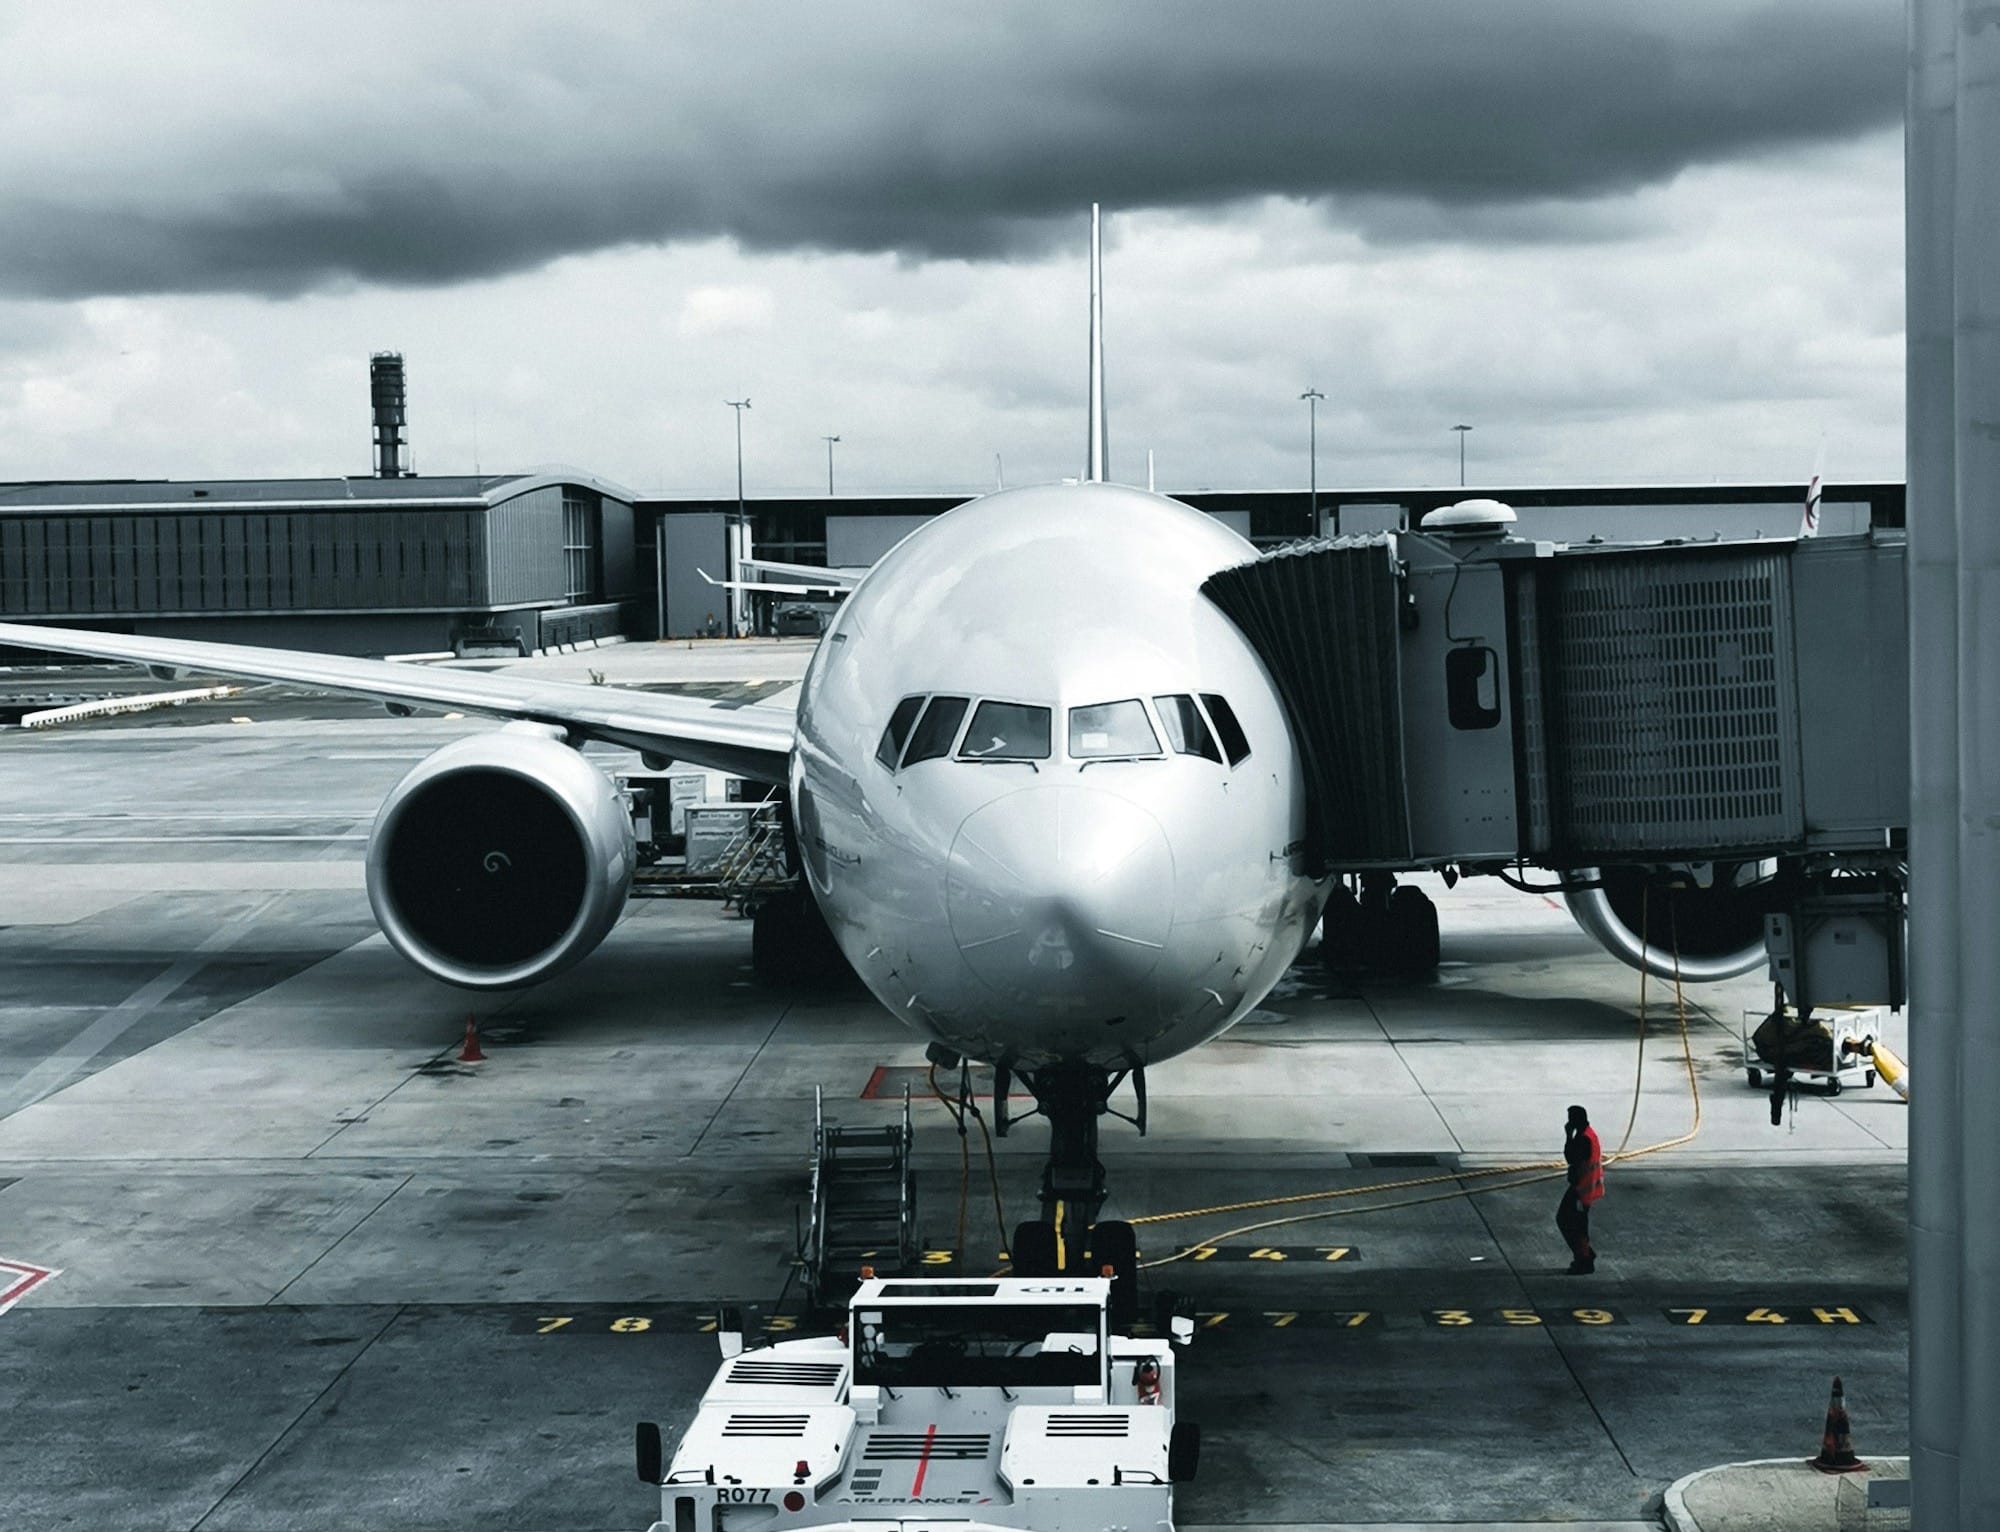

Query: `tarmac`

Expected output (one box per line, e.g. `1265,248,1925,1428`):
0,637,1909,1530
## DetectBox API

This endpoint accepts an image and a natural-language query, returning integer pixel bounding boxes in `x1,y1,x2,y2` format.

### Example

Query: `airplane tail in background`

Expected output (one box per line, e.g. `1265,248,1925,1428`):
1800,437,1825,538
1086,203,1108,484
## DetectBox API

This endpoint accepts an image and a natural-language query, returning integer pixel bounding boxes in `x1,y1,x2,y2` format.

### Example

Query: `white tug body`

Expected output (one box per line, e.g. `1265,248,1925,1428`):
644,1277,1194,1532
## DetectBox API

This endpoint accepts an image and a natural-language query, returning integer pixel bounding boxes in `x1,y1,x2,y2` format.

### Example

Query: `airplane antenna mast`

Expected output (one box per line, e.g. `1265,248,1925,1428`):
1086,204,1108,484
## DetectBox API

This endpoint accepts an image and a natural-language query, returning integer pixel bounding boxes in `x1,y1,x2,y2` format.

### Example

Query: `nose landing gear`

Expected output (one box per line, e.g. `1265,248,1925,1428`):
996,1060,1144,1328
1320,873,1439,975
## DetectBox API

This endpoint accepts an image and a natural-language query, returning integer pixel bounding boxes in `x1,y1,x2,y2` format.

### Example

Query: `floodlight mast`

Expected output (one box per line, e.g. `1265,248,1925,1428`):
1301,388,1325,532
726,398,751,633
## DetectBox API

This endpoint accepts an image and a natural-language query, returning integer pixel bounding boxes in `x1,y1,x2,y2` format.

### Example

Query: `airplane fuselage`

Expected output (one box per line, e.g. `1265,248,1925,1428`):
792,482,1327,1073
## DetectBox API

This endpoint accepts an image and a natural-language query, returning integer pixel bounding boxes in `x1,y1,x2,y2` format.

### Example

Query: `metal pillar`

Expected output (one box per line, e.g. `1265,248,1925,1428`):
1952,2,2000,1523
1907,0,2000,1521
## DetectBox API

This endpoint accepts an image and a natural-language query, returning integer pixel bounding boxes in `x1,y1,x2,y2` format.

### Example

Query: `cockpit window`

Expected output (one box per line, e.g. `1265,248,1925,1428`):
959,701,1052,760
1153,694,1223,763
1069,699,1160,758
1200,693,1252,766
876,695,927,770
903,695,970,765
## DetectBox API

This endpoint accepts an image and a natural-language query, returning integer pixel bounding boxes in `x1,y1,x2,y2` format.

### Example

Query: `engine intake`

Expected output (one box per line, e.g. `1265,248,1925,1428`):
367,726,635,989
1563,864,1769,984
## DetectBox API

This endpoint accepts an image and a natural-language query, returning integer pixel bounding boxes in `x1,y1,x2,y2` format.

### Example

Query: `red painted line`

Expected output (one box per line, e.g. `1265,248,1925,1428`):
0,1257,59,1315
910,1422,938,1498
860,1065,890,1101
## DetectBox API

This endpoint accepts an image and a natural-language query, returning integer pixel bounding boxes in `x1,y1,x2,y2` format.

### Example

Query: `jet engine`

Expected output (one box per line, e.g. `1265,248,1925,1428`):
366,725,635,989
1563,864,1770,984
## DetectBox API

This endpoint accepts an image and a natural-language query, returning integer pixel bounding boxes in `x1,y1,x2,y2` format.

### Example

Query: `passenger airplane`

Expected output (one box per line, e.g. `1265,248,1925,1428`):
0,207,1762,1268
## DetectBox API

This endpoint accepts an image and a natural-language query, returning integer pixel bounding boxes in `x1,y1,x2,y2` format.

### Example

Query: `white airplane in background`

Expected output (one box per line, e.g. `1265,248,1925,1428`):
0,208,1764,1270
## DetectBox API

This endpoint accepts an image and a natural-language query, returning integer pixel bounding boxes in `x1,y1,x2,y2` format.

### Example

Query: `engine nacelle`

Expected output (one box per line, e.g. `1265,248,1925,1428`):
1563,864,1769,984
366,725,635,989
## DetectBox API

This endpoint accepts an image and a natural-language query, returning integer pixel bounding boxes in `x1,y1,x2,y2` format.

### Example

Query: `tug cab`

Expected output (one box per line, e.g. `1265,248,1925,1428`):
637,1276,1198,1532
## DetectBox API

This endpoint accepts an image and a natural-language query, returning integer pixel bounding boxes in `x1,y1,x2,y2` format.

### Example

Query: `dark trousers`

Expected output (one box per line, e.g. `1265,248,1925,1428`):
1556,1188,1594,1265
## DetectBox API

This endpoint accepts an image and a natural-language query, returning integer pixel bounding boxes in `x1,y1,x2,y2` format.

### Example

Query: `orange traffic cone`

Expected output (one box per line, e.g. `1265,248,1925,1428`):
458,1015,485,1063
1808,1375,1867,1473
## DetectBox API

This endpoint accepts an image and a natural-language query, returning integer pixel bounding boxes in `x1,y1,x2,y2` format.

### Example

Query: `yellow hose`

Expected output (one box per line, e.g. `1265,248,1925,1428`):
1845,1036,1909,1101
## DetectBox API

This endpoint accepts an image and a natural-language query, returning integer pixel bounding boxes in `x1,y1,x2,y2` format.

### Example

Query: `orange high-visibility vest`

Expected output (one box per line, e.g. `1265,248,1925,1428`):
1578,1125,1604,1205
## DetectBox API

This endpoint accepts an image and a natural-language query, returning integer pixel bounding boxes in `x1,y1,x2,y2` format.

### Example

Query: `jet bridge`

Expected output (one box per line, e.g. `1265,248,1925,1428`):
1202,507,1909,1009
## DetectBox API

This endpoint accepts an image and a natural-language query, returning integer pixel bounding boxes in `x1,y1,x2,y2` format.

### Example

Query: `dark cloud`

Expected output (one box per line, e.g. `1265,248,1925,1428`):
0,1,1900,300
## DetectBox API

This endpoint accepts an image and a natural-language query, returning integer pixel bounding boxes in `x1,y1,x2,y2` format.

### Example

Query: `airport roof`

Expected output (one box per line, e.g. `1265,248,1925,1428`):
0,466,637,514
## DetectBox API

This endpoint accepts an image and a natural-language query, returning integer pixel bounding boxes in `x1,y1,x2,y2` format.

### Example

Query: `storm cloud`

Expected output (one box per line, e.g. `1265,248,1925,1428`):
0,0,1900,301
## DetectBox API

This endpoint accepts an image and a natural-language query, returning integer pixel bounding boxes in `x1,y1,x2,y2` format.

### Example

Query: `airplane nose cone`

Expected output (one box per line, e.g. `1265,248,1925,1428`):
946,786,1175,1010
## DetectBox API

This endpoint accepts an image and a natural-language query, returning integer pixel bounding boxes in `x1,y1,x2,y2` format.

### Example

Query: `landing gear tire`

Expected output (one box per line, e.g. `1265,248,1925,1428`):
1011,1220,1059,1278
1091,1219,1140,1328
1388,885,1440,975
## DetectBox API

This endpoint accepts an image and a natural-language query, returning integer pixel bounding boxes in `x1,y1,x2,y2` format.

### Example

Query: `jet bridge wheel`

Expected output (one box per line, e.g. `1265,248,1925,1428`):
1318,887,1365,969
1387,885,1440,974
1320,881,1439,976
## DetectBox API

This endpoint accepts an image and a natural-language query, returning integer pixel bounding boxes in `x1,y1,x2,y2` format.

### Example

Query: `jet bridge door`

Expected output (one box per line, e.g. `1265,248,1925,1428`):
1200,538,1411,866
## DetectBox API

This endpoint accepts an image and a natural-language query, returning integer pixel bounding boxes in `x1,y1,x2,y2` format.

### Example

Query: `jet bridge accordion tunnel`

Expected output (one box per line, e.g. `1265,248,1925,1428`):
1202,517,1909,1009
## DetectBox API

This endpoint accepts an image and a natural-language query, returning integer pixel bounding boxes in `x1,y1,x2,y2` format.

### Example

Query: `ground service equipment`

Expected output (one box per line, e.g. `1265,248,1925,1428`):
635,1276,1199,1532
802,1086,917,1309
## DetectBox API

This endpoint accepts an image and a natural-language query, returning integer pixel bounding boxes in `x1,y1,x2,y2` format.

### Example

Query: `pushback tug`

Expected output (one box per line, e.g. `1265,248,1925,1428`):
636,1276,1200,1532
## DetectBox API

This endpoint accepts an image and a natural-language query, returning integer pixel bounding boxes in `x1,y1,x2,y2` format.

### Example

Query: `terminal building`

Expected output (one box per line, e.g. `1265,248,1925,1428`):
0,469,638,657
640,479,1907,639
0,475,1907,653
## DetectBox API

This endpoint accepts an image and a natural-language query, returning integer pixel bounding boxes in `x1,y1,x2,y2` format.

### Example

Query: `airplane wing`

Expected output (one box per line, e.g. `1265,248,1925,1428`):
698,557,863,597
742,557,864,591
0,622,795,781
699,569,848,597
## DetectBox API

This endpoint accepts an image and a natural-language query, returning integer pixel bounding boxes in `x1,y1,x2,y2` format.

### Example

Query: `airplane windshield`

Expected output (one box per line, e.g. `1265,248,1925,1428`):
1069,699,1160,758
876,695,927,770
960,701,1051,761
853,1303,1102,1388
1154,694,1222,763
904,696,970,765
1201,693,1252,766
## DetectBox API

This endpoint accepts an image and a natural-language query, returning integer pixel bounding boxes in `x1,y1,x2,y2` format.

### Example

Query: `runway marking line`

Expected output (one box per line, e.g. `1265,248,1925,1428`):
0,1257,60,1315
915,1244,1359,1266
514,1302,1876,1336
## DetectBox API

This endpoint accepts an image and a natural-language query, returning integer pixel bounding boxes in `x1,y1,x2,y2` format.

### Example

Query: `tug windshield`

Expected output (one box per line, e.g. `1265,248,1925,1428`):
852,1303,1102,1388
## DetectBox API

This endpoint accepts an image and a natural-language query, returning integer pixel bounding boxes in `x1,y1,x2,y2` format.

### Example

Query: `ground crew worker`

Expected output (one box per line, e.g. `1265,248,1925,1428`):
1557,1103,1603,1273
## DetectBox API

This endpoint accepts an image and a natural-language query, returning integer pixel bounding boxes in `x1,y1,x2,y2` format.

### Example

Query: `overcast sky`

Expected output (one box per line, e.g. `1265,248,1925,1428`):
0,1,1905,497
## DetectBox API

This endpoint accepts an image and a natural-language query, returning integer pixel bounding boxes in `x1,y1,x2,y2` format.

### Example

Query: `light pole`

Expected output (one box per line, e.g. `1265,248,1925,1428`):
726,398,751,633
1452,423,1472,487
822,434,841,495
1300,387,1325,535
